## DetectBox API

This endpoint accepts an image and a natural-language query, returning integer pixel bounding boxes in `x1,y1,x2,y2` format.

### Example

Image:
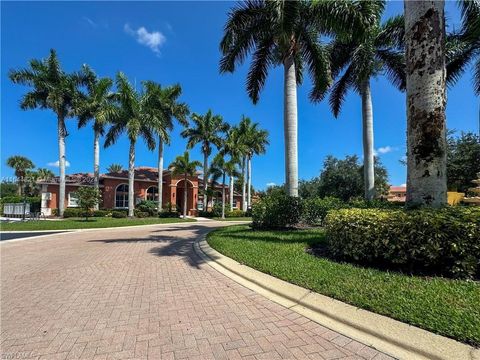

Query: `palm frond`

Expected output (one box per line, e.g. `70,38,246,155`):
329,65,354,118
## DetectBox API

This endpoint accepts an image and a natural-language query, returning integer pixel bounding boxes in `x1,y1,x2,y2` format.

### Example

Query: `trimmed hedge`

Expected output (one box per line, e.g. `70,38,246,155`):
225,209,246,218
302,197,345,226
252,192,302,229
158,211,180,218
112,210,127,218
324,207,480,279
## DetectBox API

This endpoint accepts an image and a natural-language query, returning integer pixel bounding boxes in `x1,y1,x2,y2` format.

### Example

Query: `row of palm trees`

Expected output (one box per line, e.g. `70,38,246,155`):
5,156,54,196
220,0,479,207
9,52,269,217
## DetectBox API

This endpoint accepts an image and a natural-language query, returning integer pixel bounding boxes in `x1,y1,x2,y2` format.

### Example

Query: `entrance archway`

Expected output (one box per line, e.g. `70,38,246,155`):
176,179,195,215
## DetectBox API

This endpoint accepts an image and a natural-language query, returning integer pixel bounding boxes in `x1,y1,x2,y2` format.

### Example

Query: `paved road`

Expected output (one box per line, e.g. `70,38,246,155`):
0,222,392,360
0,231,69,241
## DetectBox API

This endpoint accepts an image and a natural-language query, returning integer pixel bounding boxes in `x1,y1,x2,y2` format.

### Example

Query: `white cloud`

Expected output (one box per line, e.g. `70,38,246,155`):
377,146,395,154
47,160,70,168
266,182,276,187
400,183,407,187
82,16,98,28
124,23,166,55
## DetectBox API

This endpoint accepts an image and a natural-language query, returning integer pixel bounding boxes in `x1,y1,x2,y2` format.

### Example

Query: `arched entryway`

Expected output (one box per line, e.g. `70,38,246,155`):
175,179,195,215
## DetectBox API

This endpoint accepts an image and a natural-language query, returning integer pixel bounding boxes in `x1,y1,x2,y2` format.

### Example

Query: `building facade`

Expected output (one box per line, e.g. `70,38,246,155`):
39,167,243,216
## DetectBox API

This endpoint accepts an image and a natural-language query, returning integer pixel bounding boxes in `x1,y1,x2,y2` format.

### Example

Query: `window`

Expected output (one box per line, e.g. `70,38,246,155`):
115,184,129,208
68,192,79,207
146,186,158,201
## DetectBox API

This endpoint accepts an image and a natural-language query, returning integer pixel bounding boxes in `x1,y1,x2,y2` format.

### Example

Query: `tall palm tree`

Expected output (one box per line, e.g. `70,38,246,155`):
107,163,123,173
6,156,35,196
104,72,156,217
239,117,269,208
220,1,374,197
404,0,447,207
74,65,114,210
181,110,228,209
209,153,240,218
143,81,189,212
9,49,85,216
324,8,405,200
169,151,201,218
36,168,55,181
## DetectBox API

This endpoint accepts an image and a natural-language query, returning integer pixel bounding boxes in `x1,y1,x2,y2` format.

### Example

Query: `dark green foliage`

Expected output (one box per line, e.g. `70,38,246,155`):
325,207,480,279
252,192,302,229
62,208,84,218
136,200,158,216
112,210,127,218
198,210,215,218
0,182,18,197
302,197,346,226
447,131,480,193
299,155,389,201
225,209,246,218
74,187,101,220
93,210,110,217
158,211,180,218
133,210,150,218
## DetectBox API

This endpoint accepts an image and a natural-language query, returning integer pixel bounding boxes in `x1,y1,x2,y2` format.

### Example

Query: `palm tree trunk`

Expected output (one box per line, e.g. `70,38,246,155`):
229,176,234,211
241,157,246,210
157,137,164,212
283,55,299,197
128,140,135,217
58,115,67,217
222,173,226,219
405,0,447,207
247,156,252,208
183,174,188,218
203,152,208,210
17,174,23,196
93,129,100,210
361,79,375,201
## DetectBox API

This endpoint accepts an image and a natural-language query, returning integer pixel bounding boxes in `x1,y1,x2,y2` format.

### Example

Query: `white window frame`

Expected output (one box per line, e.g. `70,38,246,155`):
68,192,79,207
115,183,129,209
145,186,159,201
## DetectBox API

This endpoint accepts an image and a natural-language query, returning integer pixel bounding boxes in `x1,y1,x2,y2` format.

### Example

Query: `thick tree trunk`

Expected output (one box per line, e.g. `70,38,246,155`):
283,55,299,197
229,176,234,211
157,137,164,212
17,177,23,196
203,151,208,210
361,79,375,201
247,156,252,208
221,173,226,219
241,157,246,210
58,115,67,217
183,174,188,218
93,129,100,210
128,141,135,217
405,0,447,207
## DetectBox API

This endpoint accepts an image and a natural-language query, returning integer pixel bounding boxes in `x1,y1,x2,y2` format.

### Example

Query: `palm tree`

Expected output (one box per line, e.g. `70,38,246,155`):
6,156,35,196
107,163,123,173
209,153,240,218
239,117,269,208
220,1,374,197
36,168,55,181
104,72,156,217
169,151,201,218
181,110,228,209
404,1,447,207
324,9,405,200
74,65,114,209
143,81,189,212
9,49,85,216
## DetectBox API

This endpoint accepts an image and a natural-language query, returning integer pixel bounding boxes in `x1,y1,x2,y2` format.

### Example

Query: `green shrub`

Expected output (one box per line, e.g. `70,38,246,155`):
134,210,150,218
348,197,404,209
302,197,345,226
136,200,158,216
211,203,223,217
198,210,215,218
324,207,480,279
62,208,83,218
252,192,302,229
52,208,59,216
225,209,246,218
112,210,127,218
158,211,180,218
93,210,111,217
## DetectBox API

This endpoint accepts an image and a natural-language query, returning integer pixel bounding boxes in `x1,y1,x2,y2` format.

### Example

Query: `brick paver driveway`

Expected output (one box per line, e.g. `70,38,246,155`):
1,222,393,360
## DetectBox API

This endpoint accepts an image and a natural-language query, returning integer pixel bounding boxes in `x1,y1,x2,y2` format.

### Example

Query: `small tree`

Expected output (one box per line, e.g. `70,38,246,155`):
74,187,101,221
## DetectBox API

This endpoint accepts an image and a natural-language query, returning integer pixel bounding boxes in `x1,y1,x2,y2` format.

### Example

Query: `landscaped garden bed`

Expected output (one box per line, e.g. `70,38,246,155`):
207,225,480,346
0,216,195,231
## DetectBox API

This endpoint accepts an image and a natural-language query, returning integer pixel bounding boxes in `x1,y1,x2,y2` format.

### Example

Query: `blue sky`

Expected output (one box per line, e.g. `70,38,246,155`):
1,1,477,190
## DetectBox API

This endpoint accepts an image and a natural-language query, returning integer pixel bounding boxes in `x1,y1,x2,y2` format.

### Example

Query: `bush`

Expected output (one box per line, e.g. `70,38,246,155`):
302,197,345,226
93,210,111,217
198,210,215,218
324,207,480,279
158,211,180,218
348,197,404,209
136,200,158,216
62,208,84,218
112,210,127,218
225,209,246,218
133,209,150,218
252,192,302,229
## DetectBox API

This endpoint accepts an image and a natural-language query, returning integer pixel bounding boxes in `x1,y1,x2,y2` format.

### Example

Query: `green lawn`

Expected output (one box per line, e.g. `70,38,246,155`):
207,225,480,346
0,217,195,231
212,217,252,222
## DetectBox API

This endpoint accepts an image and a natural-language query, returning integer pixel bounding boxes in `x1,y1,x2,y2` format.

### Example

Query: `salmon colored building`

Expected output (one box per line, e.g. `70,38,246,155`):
39,167,244,216
387,185,406,202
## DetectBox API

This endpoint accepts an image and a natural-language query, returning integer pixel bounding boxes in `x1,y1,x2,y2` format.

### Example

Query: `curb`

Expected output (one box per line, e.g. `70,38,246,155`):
194,235,480,360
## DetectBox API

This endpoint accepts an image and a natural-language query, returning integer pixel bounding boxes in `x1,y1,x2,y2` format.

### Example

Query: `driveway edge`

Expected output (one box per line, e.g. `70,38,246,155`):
194,235,480,360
